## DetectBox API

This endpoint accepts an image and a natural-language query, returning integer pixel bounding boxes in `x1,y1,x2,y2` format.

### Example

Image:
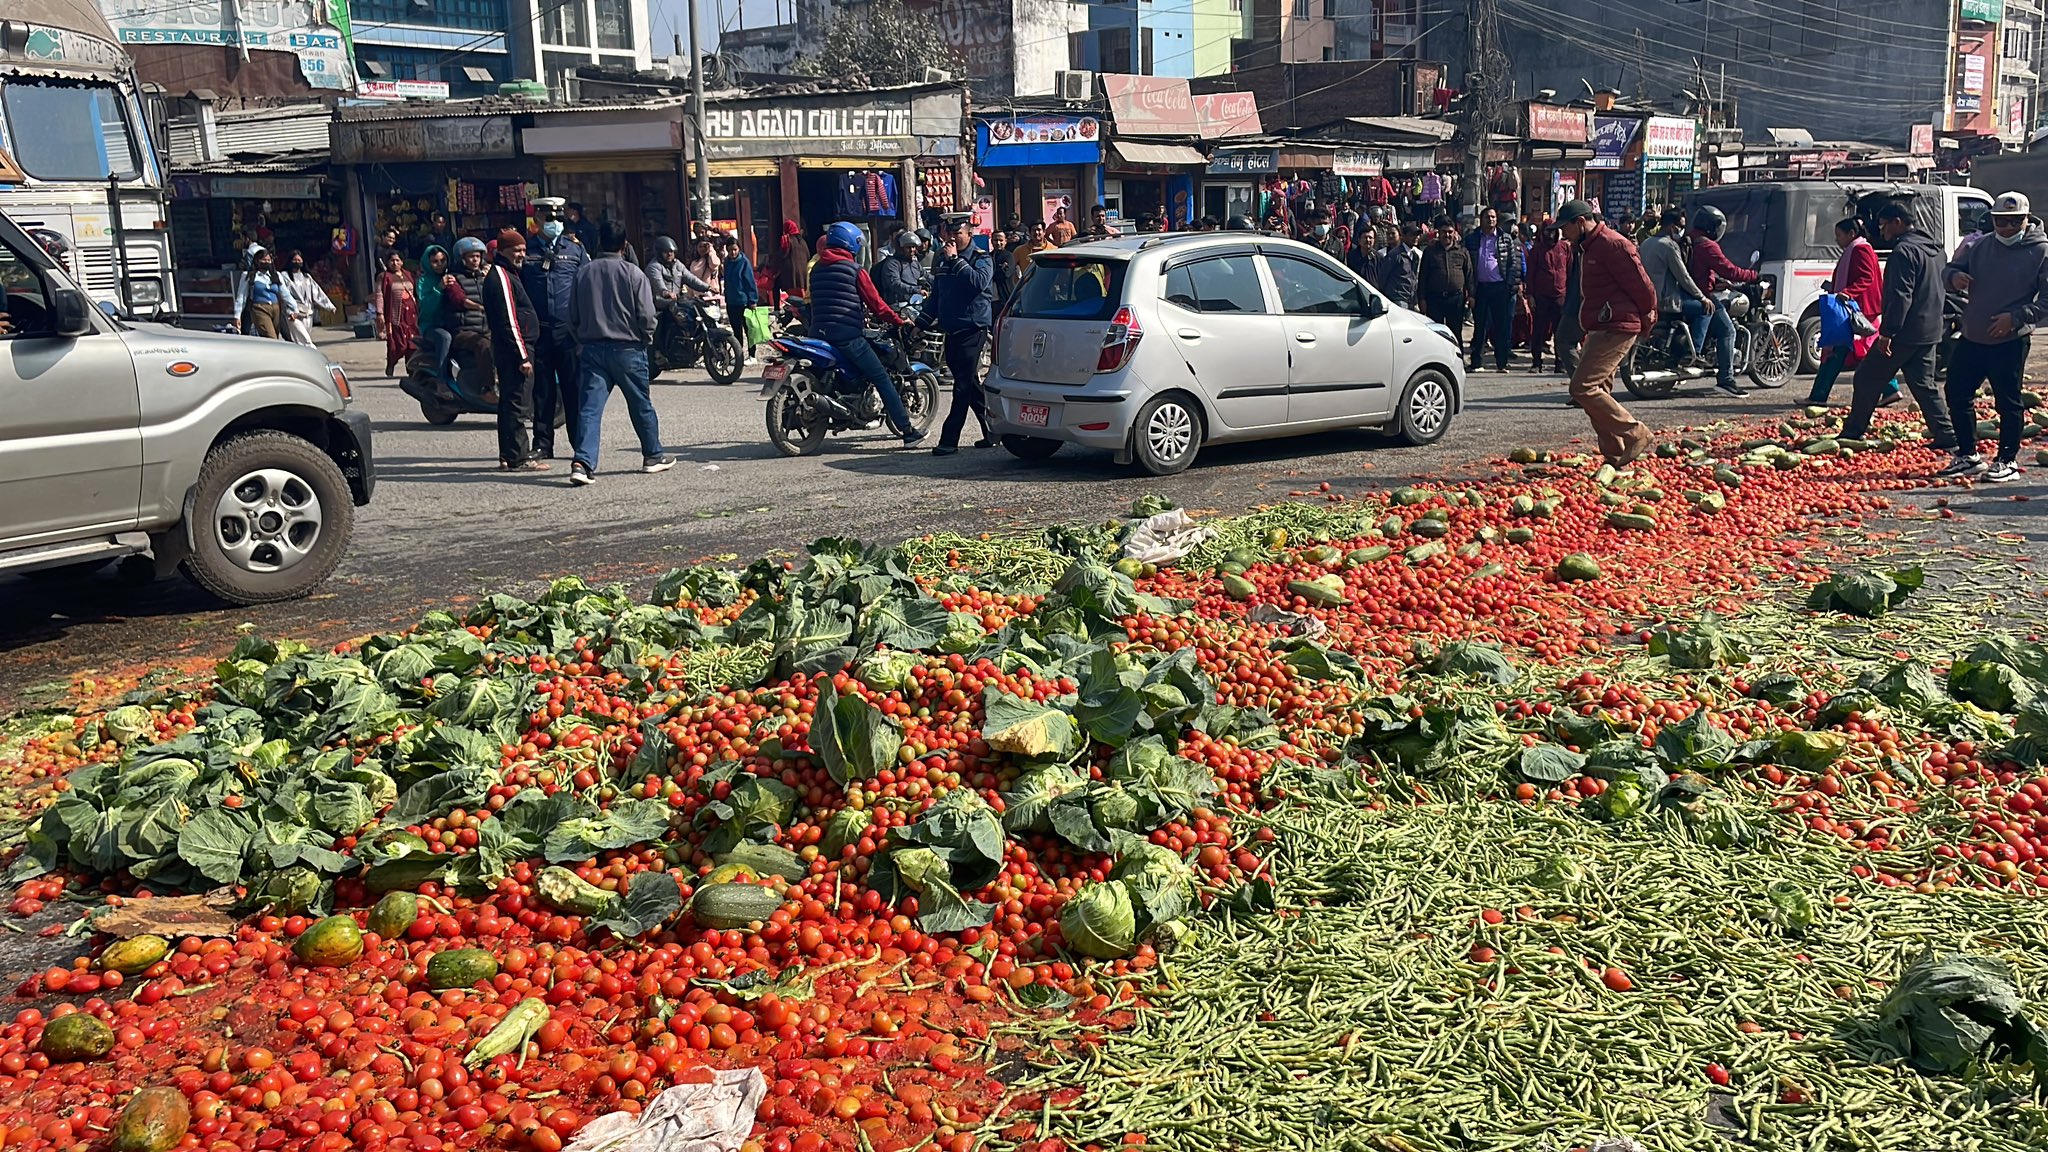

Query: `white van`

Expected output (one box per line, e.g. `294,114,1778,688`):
1683,182,1993,372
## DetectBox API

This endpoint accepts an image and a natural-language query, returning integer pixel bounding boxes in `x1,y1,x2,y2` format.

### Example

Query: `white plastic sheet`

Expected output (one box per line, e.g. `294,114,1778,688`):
1121,509,1214,567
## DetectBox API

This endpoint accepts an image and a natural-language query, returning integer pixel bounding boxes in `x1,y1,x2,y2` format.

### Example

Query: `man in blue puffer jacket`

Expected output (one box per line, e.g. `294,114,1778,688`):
810,222,920,445
522,197,587,459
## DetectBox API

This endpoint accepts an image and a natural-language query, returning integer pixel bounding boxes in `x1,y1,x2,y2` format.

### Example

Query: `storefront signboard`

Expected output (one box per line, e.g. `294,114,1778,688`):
1331,148,1386,176
332,116,516,164
1587,115,1640,171
704,93,959,159
358,80,449,101
1207,149,1278,175
1525,103,1590,144
1643,116,1696,173
1193,92,1262,138
1962,0,2003,22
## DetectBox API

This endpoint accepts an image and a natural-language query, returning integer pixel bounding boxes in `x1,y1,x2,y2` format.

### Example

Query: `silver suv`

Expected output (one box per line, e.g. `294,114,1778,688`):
0,208,373,604
986,232,1464,475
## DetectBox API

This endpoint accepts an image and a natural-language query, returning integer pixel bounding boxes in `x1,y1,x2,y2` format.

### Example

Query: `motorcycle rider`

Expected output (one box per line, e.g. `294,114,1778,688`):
646,235,714,358
924,213,997,457
436,237,494,399
521,196,587,460
872,230,927,310
1685,205,1756,398
812,221,920,446
1639,208,1713,369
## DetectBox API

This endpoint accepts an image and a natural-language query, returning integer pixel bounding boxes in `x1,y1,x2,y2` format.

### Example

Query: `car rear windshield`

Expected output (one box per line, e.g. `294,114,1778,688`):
1011,257,1126,321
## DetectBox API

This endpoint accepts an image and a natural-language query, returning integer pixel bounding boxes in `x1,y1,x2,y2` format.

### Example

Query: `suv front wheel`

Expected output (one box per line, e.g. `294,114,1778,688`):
1132,393,1203,476
184,430,355,605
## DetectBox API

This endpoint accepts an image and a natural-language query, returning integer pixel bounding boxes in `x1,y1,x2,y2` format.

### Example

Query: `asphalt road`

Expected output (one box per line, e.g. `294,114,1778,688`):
2,331,2042,706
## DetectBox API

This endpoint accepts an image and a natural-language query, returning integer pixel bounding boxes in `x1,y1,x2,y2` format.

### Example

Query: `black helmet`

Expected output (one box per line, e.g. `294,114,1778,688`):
1224,214,1255,232
654,235,677,254
1690,205,1727,240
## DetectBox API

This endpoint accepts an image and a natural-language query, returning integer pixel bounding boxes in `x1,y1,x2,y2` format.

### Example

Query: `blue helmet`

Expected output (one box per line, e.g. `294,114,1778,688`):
454,236,487,259
825,221,863,255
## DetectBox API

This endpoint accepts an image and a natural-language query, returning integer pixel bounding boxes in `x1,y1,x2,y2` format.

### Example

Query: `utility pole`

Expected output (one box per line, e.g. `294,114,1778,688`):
1465,0,1507,212
687,0,714,225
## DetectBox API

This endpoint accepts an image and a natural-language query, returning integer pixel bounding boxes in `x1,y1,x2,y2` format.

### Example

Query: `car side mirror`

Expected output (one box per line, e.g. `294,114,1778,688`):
51,288,94,337
1750,250,1762,266
1362,293,1386,319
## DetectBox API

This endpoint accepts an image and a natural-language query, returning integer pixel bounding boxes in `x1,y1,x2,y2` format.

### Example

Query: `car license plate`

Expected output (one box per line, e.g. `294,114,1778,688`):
1018,403,1051,428
763,361,789,381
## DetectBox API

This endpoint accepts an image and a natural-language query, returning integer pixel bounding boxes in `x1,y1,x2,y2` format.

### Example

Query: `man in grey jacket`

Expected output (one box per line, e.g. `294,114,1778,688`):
1942,191,2048,481
567,222,672,486
1641,209,1742,396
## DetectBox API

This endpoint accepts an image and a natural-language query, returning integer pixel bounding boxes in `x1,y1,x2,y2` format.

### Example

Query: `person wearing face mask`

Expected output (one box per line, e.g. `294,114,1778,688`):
279,250,333,346
521,197,587,462
1940,191,2048,482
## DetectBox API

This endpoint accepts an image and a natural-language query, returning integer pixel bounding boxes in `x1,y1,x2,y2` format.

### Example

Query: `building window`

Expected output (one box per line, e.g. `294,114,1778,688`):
543,0,590,47
596,0,634,50
2005,24,2034,61
1293,0,1309,17
543,50,586,95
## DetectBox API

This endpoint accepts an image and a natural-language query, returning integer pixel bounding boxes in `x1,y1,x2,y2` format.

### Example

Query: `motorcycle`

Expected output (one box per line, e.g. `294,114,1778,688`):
759,320,942,456
400,330,498,425
1622,282,1799,399
651,295,744,385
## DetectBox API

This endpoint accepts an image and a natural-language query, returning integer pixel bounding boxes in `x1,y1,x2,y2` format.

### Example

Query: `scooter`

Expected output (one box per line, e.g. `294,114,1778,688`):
401,330,497,425
758,317,942,456
1622,282,1799,399
651,295,744,385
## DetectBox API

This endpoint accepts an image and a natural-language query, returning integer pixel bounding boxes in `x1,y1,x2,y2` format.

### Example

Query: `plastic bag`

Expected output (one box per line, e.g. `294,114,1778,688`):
1816,293,1869,350
744,306,774,347
1121,509,1215,567
565,1068,766,1152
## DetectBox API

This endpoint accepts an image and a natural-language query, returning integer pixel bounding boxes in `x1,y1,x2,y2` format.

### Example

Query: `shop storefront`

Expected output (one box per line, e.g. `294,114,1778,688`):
1200,147,1275,223
332,108,540,310
975,109,1103,233
1583,113,1698,222
1520,103,1593,220
700,84,968,260
521,101,688,259
168,169,345,325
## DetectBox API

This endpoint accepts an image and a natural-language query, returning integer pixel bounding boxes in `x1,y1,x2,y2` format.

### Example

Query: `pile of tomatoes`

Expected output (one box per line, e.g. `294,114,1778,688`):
0,411,2032,1152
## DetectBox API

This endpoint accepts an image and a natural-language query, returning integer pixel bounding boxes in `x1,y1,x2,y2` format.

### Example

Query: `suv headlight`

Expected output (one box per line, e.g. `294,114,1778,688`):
126,278,163,307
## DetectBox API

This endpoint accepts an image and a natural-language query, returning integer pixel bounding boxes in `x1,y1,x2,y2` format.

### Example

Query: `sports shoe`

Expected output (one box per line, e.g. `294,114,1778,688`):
503,458,550,473
1937,453,1987,477
641,455,676,474
930,445,959,457
1715,379,1750,398
568,463,597,486
1983,458,2023,483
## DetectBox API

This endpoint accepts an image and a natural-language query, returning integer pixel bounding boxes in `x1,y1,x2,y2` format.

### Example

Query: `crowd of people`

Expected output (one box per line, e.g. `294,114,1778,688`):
226,178,2047,486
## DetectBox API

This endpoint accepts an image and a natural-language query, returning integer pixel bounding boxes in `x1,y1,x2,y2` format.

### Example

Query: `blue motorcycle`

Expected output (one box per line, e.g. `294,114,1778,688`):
758,321,940,456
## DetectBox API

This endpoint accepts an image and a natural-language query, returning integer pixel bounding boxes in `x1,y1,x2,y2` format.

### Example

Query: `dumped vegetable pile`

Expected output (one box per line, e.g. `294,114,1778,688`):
7,404,2048,1152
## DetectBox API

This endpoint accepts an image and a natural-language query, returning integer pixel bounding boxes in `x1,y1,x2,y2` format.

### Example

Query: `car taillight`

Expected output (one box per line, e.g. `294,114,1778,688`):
1095,306,1141,373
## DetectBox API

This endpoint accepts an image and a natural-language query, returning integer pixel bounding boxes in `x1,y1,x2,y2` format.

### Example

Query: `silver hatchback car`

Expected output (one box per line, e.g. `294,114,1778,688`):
984,232,1465,475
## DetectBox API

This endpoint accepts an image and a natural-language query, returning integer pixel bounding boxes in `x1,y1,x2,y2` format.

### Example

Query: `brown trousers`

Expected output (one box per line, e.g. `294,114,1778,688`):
1569,329,1650,462
243,301,283,339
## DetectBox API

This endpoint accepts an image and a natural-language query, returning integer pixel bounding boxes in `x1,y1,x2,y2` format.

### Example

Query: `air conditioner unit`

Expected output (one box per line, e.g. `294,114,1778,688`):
1056,70,1094,101
922,66,953,83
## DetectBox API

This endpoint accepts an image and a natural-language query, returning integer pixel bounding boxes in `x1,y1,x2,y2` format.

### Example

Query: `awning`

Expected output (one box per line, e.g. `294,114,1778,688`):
1110,141,1207,167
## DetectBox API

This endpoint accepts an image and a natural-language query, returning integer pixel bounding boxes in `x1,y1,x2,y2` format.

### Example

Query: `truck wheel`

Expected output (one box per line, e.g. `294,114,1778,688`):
183,431,354,605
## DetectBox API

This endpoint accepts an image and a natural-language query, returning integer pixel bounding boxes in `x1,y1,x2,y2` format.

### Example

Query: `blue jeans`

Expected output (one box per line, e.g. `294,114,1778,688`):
421,327,453,390
829,336,912,436
571,341,664,472
1680,298,1737,384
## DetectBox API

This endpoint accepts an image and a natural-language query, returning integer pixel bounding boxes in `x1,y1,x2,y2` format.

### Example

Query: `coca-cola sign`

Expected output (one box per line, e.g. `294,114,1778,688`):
1193,92,1262,138
1103,74,1198,136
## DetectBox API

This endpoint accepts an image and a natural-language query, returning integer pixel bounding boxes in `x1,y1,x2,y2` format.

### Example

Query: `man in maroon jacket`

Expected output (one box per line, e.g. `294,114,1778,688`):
1556,201,1657,465
1526,220,1571,373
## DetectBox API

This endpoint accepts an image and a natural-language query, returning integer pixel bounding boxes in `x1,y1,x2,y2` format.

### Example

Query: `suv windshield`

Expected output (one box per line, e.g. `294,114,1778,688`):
1,80,140,182
1012,257,1125,321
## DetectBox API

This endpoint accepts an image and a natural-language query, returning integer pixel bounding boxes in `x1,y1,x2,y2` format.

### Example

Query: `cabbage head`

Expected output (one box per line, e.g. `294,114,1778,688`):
260,866,323,916
855,651,919,694
1594,775,1648,822
1060,881,1138,959
1110,842,1194,897
888,846,947,893
102,705,154,746
1000,764,1086,834
1089,784,1142,832
936,613,986,656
